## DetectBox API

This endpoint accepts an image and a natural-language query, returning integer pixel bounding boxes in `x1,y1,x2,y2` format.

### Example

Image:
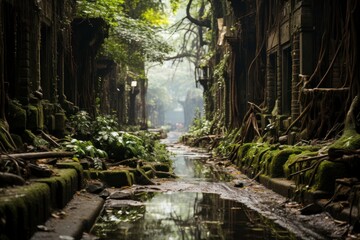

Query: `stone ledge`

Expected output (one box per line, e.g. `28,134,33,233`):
85,169,133,187
259,175,332,204
0,183,50,240
259,175,331,204
0,162,92,240
31,192,104,240
33,168,78,209
259,175,296,199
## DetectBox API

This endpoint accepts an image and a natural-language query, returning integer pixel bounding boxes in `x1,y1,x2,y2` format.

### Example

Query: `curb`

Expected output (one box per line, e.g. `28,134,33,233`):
0,162,105,240
258,175,332,203
31,192,104,240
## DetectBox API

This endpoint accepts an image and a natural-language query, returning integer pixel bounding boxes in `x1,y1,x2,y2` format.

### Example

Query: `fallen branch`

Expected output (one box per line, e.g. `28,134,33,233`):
154,171,177,178
1,151,75,160
29,163,53,178
307,159,325,187
288,158,325,178
193,135,216,145
0,172,26,186
288,155,328,167
106,158,139,168
40,131,61,148
328,154,360,163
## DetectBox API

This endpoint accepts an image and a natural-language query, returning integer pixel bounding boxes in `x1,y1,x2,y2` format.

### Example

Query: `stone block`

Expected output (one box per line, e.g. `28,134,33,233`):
34,169,78,209
27,104,42,130
87,170,133,188
56,162,85,189
0,183,50,240
54,112,66,137
8,100,27,133
153,163,171,172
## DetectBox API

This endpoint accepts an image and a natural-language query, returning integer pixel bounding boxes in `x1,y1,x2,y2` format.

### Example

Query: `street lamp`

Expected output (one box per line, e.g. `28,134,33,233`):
131,80,137,87
131,80,137,93
195,65,210,88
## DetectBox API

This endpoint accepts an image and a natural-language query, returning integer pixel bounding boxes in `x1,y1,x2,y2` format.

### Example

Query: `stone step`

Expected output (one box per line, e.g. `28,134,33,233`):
30,192,103,240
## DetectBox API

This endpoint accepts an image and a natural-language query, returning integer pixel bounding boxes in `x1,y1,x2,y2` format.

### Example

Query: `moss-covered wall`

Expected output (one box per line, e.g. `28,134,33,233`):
0,0,78,150
234,141,358,196
0,161,85,240
0,183,50,240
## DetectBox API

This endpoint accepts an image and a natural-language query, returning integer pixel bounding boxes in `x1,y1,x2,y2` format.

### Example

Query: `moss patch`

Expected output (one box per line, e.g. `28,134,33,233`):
243,145,258,166
251,146,272,175
22,130,48,148
56,161,84,189
34,169,77,208
235,143,253,166
100,170,133,187
27,104,44,131
312,160,348,192
269,148,302,178
284,150,319,178
0,183,50,239
87,170,133,187
328,129,360,159
261,149,280,176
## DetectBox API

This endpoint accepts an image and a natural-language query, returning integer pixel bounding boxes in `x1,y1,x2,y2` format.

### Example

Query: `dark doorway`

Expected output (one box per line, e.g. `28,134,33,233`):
282,46,292,115
40,24,52,100
267,52,277,111
3,2,17,99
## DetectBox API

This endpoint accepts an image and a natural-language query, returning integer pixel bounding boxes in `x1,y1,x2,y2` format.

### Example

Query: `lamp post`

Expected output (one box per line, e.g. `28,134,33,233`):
131,80,137,93
195,65,210,89
129,80,139,125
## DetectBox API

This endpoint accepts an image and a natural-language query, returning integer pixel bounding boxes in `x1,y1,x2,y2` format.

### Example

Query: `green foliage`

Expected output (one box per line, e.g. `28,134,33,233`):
103,16,173,65
67,111,171,163
170,0,182,12
188,110,211,137
93,114,120,133
213,128,241,157
135,131,172,164
95,130,146,160
64,138,108,159
76,0,125,26
76,0,173,69
69,111,92,139
213,51,230,83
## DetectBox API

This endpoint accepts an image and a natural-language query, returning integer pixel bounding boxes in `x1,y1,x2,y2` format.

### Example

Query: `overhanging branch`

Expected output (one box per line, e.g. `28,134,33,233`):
186,0,211,29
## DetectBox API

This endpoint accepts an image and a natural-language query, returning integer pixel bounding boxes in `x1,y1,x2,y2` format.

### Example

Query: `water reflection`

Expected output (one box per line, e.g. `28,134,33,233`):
172,156,232,182
91,192,297,240
91,133,298,239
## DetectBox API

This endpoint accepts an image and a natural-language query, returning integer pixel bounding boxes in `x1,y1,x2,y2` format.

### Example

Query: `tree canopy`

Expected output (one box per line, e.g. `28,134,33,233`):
76,0,182,71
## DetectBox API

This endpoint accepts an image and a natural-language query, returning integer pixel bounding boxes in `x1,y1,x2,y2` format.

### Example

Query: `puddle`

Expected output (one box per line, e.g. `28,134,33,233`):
91,192,298,240
90,132,315,239
172,156,232,182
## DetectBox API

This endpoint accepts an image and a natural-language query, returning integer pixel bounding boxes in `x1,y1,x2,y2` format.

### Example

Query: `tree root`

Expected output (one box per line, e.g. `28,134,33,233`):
0,172,26,186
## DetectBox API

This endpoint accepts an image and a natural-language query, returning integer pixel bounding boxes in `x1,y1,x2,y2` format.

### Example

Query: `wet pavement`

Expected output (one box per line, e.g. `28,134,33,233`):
90,131,348,240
